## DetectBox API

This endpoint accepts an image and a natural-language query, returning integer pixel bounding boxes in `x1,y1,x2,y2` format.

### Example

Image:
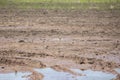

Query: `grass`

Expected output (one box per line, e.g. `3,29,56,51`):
11,0,120,3
0,0,120,9
0,0,9,7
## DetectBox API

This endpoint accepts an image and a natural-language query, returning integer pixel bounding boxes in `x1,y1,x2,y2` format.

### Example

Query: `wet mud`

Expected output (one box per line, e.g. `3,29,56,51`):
0,9,120,80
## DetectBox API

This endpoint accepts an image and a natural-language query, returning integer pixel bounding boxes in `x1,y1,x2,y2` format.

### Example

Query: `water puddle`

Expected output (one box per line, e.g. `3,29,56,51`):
34,68,117,80
34,68,76,80
0,71,31,80
115,68,120,74
71,69,116,80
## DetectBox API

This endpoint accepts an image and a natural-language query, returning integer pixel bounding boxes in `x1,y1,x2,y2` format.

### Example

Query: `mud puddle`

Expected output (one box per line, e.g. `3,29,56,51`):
115,68,120,74
34,68,117,80
70,69,117,80
0,71,31,80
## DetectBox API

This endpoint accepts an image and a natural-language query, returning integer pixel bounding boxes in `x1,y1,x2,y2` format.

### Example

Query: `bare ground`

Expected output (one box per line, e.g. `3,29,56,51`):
0,9,120,80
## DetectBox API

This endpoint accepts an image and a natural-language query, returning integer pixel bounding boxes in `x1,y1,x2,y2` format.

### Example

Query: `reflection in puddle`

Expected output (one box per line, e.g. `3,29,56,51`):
34,68,117,80
0,72,31,80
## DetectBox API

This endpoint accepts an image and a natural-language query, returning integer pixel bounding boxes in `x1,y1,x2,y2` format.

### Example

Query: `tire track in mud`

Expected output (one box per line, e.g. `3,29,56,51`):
54,53,120,72
0,56,46,68
0,29,119,37
0,50,50,68
0,50,119,72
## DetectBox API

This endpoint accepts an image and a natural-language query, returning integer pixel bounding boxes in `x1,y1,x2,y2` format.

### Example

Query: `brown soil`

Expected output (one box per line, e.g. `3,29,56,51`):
0,9,120,80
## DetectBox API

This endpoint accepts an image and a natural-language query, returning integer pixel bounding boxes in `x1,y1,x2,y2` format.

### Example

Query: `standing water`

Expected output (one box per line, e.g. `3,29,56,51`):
115,68,120,74
0,72,31,80
34,68,117,80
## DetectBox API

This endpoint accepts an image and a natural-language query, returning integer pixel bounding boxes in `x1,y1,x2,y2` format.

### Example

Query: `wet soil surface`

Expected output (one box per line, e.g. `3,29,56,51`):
0,9,120,80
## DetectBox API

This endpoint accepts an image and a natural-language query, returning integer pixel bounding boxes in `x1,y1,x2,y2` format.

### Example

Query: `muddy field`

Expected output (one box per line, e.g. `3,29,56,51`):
0,9,120,80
